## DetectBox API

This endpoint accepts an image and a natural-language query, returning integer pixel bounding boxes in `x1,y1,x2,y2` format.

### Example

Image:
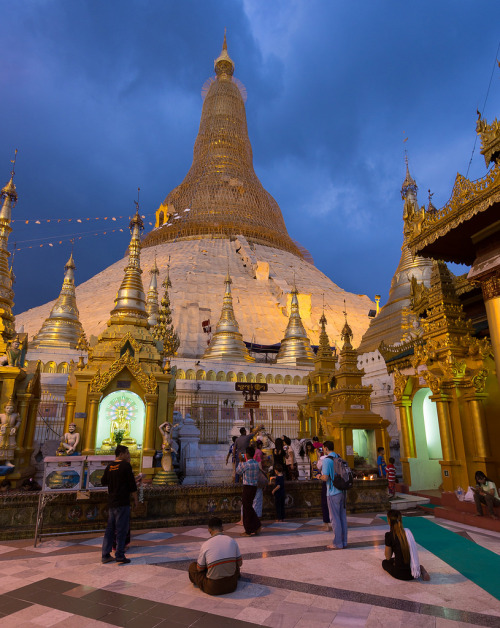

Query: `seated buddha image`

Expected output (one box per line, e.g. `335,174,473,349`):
101,404,137,452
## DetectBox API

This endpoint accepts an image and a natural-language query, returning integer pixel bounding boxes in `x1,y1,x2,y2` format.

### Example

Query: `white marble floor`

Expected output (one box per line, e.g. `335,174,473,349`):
0,514,498,627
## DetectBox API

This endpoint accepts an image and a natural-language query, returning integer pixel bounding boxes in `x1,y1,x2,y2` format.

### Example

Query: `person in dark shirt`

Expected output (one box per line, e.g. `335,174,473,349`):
234,425,261,465
383,510,430,581
101,445,138,564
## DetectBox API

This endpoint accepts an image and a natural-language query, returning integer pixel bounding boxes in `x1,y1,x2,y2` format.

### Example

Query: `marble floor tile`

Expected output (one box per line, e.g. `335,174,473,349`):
262,612,301,628
179,528,212,539
133,532,175,542
236,605,273,624
30,608,74,626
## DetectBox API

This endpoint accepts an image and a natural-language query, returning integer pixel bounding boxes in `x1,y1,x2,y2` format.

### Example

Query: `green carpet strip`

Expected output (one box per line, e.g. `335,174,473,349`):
394,516,500,600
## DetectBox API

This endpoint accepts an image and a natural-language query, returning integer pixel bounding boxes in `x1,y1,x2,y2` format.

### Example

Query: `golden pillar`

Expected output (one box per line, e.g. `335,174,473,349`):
481,276,500,388
465,391,490,461
64,399,76,433
432,393,458,491
15,392,32,454
82,392,101,455
143,393,158,456
22,397,40,454
396,400,415,486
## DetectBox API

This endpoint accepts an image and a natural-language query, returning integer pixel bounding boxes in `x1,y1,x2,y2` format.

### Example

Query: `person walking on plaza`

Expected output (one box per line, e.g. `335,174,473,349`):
320,440,347,549
473,470,500,520
101,445,138,564
316,449,331,531
386,457,397,498
284,436,298,480
383,510,430,581
225,436,238,482
377,446,387,478
272,463,286,521
188,517,242,595
236,445,262,536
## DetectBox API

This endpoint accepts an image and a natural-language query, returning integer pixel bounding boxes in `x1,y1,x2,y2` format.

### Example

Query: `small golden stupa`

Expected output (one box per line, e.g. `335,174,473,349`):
203,271,254,362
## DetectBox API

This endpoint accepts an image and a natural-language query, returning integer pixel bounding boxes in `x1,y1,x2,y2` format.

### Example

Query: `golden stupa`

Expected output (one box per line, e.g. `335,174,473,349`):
142,33,301,258
31,254,84,349
18,35,374,357
203,270,254,362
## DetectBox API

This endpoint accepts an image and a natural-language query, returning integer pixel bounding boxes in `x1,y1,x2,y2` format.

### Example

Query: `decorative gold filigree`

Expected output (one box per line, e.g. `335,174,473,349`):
393,369,409,400
407,163,500,258
481,274,500,301
90,352,158,394
115,332,141,354
421,370,441,395
477,114,500,167
472,368,488,393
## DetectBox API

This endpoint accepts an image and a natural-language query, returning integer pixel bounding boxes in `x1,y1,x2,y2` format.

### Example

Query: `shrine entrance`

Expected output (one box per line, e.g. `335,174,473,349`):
95,390,145,454
409,387,443,490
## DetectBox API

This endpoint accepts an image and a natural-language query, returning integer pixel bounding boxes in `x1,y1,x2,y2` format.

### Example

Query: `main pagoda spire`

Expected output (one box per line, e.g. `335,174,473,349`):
109,209,148,324
31,253,84,349
142,34,301,257
0,152,18,351
276,287,314,364
203,270,254,362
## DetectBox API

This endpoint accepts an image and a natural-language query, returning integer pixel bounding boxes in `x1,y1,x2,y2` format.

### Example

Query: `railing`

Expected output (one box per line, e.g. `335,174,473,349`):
34,390,67,444
174,393,299,444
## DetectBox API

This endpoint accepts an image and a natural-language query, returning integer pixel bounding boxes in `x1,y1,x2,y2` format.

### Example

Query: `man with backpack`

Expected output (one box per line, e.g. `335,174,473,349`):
320,440,349,550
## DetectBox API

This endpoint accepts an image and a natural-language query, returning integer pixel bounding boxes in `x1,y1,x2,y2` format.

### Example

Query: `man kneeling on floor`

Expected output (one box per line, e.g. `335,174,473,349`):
188,517,242,595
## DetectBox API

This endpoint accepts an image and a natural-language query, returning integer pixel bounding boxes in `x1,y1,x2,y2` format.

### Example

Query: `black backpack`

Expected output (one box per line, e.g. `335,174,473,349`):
328,455,354,491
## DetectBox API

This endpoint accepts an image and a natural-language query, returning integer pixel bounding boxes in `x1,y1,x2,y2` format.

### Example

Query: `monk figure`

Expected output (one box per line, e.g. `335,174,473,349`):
0,400,21,467
62,423,80,455
159,421,178,472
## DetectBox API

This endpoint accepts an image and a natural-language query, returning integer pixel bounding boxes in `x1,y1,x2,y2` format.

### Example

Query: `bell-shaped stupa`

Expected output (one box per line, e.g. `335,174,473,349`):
17,36,374,358
31,254,84,349
142,33,301,257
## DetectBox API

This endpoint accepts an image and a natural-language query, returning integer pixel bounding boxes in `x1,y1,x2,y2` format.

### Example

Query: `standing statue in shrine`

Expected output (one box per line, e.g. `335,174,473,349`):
0,399,21,467
0,336,26,368
159,421,178,472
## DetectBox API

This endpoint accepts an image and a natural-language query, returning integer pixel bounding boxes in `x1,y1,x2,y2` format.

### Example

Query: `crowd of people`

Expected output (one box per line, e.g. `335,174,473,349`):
96,435,500,595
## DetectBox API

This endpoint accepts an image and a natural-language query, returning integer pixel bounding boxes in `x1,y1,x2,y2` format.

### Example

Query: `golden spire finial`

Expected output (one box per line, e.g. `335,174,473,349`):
215,29,234,77
146,255,160,326
401,153,418,200
31,253,84,349
203,271,254,361
316,311,334,361
109,192,147,323
340,299,353,350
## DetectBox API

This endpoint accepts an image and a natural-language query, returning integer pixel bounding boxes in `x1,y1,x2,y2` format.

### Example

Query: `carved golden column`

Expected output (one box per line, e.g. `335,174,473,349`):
22,396,40,454
82,392,102,455
395,399,415,487
397,400,416,459
481,275,500,387
432,394,456,461
64,399,76,433
15,392,32,454
143,393,158,457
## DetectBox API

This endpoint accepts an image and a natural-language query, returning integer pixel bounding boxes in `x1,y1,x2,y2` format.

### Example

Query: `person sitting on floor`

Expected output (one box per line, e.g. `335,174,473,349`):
188,517,242,595
473,471,500,520
383,510,430,581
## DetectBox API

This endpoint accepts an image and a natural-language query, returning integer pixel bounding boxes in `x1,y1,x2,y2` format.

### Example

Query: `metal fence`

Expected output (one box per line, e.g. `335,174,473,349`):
174,393,299,443
34,389,67,444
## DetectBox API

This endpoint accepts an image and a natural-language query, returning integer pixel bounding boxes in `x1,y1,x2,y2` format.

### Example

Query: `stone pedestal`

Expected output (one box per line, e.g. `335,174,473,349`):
152,469,178,486
179,413,205,485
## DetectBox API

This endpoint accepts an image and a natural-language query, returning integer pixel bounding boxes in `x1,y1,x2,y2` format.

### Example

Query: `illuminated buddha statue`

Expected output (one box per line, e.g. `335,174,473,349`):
101,404,137,451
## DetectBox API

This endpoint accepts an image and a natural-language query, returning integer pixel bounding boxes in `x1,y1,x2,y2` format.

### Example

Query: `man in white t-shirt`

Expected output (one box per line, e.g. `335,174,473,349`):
188,517,242,595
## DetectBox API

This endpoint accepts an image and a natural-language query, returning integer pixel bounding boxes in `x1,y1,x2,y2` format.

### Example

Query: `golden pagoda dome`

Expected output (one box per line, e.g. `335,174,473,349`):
276,287,315,364
142,34,302,257
202,270,254,362
31,253,84,349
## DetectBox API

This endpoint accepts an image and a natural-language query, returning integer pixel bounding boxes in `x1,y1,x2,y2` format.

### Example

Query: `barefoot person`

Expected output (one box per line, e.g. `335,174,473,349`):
473,471,500,520
383,510,430,581
188,517,242,595
101,445,138,565
320,440,347,549
236,446,262,537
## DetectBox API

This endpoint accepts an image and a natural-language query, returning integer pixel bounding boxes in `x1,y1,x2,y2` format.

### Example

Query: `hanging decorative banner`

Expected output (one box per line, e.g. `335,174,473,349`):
13,211,155,224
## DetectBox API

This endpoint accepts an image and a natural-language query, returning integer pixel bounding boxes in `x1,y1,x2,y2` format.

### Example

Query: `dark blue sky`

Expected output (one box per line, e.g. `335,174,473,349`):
2,1,499,315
